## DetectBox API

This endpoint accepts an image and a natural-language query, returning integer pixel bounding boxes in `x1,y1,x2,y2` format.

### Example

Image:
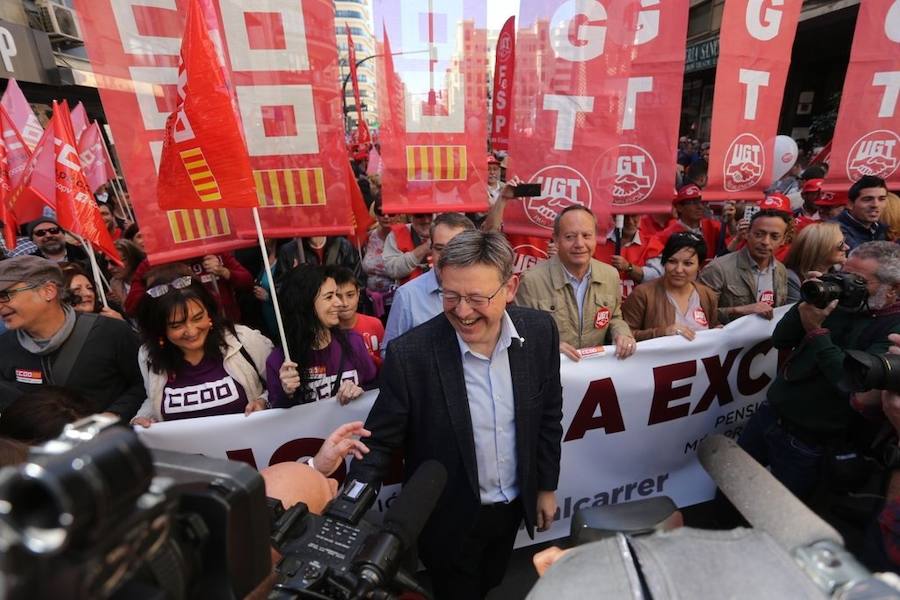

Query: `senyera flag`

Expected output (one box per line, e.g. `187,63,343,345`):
346,23,371,148
51,101,122,265
504,1,687,238
0,79,44,151
374,0,489,214
157,0,258,211
75,0,354,263
704,0,802,200
825,2,900,193
490,16,515,153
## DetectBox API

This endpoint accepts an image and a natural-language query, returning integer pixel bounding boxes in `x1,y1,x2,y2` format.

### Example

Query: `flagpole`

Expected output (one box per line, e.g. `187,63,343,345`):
79,236,109,309
97,131,136,222
253,207,291,362
108,181,132,224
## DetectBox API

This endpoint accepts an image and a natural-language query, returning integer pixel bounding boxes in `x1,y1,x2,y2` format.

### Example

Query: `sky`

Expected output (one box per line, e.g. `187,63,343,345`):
487,0,520,31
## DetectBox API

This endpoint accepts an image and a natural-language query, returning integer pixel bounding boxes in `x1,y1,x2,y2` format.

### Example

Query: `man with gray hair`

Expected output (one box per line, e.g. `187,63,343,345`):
349,230,564,600
0,255,144,418
737,241,900,501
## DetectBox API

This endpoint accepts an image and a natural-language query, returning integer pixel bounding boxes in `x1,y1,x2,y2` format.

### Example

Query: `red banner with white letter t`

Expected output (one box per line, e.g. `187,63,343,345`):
502,1,688,238
374,0,489,214
75,0,353,264
826,0,900,192
705,0,802,201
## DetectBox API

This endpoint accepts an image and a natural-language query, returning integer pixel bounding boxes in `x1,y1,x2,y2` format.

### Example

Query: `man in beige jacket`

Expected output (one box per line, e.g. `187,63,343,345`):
515,206,636,361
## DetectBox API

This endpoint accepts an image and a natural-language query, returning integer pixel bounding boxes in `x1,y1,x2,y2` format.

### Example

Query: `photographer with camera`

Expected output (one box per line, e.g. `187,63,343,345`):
737,241,900,501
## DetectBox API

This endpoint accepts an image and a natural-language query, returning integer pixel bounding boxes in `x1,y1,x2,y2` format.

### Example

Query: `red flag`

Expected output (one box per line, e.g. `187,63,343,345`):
51,101,121,265
346,24,371,147
0,128,17,250
8,123,54,223
0,79,43,151
490,16,515,152
157,0,258,210
375,5,488,214
810,141,832,166
347,161,374,246
705,1,802,200
78,122,115,193
825,2,900,191
0,105,31,187
70,102,89,142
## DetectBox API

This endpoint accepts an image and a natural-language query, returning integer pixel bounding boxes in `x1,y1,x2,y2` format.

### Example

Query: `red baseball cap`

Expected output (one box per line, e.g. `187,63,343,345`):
487,154,501,165
801,178,824,194
759,193,792,214
674,184,702,202
815,190,847,207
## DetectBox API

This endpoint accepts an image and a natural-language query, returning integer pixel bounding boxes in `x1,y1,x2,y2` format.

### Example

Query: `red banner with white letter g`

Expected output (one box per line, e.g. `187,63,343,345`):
503,1,687,238
826,1,900,193
705,0,802,201
375,0,488,215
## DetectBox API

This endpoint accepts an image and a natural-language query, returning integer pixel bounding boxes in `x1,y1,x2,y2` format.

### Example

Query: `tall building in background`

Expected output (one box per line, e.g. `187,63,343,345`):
335,0,379,131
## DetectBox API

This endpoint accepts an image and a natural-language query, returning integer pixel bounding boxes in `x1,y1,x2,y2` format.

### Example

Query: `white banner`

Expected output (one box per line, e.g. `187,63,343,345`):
137,307,792,547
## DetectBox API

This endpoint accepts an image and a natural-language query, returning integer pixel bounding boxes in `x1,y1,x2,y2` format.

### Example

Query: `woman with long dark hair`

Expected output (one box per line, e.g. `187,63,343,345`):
266,265,376,407
130,266,274,426
60,262,125,321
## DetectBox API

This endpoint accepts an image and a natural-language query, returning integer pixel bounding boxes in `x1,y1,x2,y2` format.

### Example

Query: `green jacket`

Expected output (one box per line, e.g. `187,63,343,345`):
768,303,900,433
699,247,789,324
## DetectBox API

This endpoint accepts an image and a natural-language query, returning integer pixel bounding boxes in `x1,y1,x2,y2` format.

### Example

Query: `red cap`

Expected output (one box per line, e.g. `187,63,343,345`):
801,178,824,193
815,190,847,207
674,184,702,202
487,154,501,165
759,193,792,214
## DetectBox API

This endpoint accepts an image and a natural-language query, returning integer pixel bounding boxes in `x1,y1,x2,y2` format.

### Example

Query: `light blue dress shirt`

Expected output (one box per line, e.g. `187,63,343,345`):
563,266,590,331
456,311,520,504
382,269,442,356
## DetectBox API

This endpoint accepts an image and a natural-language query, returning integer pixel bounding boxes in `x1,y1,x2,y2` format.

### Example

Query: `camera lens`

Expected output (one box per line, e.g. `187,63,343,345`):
844,350,900,392
800,280,842,309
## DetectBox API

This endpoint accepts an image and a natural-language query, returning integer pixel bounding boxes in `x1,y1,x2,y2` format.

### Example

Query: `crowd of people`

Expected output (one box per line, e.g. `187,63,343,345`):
2,141,900,599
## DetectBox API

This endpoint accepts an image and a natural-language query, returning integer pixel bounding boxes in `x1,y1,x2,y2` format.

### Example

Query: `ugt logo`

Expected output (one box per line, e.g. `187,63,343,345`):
594,144,657,206
847,130,900,181
497,30,513,62
723,133,765,192
525,165,592,230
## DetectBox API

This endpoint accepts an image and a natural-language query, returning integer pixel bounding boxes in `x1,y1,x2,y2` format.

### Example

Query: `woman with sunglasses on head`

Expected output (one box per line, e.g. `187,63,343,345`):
130,265,274,427
622,231,719,341
783,222,849,303
266,265,376,408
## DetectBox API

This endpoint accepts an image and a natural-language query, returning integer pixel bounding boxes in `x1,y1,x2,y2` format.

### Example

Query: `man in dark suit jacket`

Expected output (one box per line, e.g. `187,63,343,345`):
349,230,563,600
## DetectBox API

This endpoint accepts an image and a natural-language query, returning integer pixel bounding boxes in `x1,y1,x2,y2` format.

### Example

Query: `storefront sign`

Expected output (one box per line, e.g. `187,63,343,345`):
685,37,718,73
0,20,55,85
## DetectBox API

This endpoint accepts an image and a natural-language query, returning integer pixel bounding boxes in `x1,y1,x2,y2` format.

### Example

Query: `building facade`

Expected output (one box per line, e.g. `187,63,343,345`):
335,0,379,130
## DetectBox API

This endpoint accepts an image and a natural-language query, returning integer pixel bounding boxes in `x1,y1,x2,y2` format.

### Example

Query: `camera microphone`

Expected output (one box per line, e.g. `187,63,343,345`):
351,460,447,599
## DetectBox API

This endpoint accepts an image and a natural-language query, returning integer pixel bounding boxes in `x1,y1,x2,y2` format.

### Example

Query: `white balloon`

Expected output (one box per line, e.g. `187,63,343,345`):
771,135,799,183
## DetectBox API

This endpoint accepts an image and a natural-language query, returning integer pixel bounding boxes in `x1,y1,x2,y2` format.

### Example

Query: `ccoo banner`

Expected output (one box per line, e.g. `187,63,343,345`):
137,308,789,548
502,1,689,239
826,0,900,193
705,0,802,201
75,0,353,264
374,0,490,215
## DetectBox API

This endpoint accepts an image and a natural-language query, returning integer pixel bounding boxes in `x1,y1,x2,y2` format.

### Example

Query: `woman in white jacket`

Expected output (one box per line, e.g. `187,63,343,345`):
130,270,274,426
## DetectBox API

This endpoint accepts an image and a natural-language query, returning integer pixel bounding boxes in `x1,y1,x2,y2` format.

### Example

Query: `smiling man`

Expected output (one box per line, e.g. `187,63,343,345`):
0,256,143,418
834,175,889,250
349,230,563,600
515,205,635,361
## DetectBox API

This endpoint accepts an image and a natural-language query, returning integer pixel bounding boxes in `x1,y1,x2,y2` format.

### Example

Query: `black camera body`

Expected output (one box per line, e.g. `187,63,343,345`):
0,416,272,600
800,272,869,311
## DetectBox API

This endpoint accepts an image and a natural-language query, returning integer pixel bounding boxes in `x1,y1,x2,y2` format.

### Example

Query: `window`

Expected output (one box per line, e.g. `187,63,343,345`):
337,26,366,36
687,2,712,38
335,10,363,19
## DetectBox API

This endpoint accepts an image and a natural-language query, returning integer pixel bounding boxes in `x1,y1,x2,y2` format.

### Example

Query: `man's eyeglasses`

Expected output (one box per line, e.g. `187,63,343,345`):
32,227,61,238
146,276,193,298
440,282,506,308
0,284,39,303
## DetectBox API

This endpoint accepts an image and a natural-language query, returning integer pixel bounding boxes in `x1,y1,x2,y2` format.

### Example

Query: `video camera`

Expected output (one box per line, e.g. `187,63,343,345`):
0,416,447,600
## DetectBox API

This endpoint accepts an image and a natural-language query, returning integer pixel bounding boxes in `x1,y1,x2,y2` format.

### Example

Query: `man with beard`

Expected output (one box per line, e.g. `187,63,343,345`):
737,241,900,501
28,218,88,268
834,175,888,250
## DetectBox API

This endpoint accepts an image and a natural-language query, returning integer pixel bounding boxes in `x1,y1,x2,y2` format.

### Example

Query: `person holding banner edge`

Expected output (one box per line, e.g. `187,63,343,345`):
515,205,636,362
348,230,563,600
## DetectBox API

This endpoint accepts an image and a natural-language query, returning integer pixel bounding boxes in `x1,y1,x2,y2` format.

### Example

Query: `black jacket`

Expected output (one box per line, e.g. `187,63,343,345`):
0,313,144,420
276,236,362,284
348,306,563,566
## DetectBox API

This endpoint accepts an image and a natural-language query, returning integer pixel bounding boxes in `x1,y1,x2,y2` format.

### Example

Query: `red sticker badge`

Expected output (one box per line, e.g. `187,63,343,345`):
15,369,42,384
594,307,611,329
759,290,774,307
693,307,708,327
